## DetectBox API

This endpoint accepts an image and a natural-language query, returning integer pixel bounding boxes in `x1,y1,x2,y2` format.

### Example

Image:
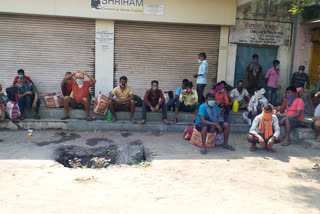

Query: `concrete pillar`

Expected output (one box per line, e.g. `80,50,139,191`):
95,20,114,95
226,43,237,86
217,26,229,82
278,46,291,95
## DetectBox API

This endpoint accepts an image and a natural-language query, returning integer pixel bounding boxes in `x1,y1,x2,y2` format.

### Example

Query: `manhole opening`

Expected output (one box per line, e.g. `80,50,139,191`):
55,144,150,169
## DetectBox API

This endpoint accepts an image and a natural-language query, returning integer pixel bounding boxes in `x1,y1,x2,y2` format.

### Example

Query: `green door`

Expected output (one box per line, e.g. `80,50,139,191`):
234,46,278,88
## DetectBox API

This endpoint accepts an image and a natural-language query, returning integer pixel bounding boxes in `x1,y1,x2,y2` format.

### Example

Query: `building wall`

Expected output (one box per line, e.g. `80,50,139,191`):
0,0,237,26
293,20,320,77
226,1,293,97
0,0,238,94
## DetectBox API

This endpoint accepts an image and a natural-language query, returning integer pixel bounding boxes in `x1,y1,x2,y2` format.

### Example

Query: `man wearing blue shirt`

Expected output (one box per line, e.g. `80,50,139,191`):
194,52,208,104
195,93,235,154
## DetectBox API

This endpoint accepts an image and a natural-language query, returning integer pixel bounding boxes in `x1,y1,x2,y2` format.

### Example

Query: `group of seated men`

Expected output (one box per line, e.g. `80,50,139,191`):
1,67,319,156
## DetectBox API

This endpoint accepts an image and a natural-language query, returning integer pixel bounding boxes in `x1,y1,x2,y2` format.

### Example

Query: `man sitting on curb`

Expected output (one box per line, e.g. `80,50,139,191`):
230,80,251,110
13,69,34,87
277,86,305,146
109,76,136,124
141,80,170,125
62,71,96,121
174,81,199,123
17,77,41,120
248,104,283,152
195,93,235,154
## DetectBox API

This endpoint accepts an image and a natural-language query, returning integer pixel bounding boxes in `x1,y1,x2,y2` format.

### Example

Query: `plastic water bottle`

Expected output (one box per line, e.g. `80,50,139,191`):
107,109,112,122
232,100,239,112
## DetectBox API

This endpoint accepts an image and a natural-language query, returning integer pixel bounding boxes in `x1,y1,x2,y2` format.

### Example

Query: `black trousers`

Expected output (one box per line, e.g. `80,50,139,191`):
197,84,206,104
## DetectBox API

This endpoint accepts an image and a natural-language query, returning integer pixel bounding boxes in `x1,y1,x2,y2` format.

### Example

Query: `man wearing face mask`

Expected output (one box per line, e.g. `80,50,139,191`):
13,69,34,87
277,86,305,146
6,69,34,102
62,71,96,121
291,65,314,114
174,81,199,123
248,104,283,152
141,80,170,125
246,54,262,95
230,80,251,110
109,76,136,123
195,93,235,154
265,60,280,106
17,77,40,120
193,52,208,104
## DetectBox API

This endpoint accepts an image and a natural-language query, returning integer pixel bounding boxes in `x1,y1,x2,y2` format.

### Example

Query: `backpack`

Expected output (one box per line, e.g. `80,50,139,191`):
183,126,195,140
6,101,20,120
6,87,18,102
167,98,178,111
134,95,143,107
164,91,174,99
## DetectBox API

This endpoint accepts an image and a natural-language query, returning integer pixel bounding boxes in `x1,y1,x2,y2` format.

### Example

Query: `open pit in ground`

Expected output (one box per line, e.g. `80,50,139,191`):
55,142,150,169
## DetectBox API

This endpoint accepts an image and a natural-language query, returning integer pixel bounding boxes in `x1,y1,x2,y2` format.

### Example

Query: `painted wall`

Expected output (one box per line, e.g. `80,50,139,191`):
0,0,237,25
236,1,293,23
226,1,293,97
217,26,230,82
292,21,320,76
95,20,114,95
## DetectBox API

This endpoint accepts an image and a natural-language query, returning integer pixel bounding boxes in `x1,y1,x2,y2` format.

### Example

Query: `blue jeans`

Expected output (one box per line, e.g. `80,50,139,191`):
18,96,40,114
265,87,278,106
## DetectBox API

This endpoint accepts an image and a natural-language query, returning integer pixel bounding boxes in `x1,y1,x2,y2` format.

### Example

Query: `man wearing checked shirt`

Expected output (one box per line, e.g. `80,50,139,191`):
194,52,208,104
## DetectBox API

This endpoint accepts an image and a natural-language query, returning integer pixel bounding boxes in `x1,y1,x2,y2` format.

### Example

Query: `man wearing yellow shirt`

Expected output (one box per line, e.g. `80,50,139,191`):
109,76,137,123
174,81,199,123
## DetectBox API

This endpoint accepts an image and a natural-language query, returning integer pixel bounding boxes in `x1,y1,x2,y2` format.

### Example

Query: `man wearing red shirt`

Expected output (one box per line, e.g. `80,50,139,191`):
13,69,34,86
277,86,305,146
61,71,96,121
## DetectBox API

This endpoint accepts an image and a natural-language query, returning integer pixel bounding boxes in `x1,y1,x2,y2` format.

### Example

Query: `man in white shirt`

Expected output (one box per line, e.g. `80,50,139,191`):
248,104,283,152
194,52,208,104
230,80,251,110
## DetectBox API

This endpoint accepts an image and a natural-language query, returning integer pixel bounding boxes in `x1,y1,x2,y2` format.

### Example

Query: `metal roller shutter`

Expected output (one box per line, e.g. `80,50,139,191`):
114,21,220,97
0,14,95,96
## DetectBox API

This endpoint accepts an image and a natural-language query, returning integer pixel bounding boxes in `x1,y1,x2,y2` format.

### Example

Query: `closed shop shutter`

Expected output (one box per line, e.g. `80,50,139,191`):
114,21,220,97
0,14,95,96
309,43,320,85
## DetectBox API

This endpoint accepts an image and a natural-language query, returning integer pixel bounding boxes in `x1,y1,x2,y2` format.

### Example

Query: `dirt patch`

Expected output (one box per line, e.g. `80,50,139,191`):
121,132,132,138
130,140,142,145
35,133,81,147
86,138,114,146
151,132,162,137
74,176,97,184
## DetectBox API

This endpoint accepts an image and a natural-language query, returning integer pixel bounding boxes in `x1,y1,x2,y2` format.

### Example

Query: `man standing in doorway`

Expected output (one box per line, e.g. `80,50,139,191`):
194,52,208,104
246,54,262,95
265,60,280,106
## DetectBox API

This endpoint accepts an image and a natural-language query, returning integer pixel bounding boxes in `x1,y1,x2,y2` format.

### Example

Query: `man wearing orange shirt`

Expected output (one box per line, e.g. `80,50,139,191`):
61,71,96,121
